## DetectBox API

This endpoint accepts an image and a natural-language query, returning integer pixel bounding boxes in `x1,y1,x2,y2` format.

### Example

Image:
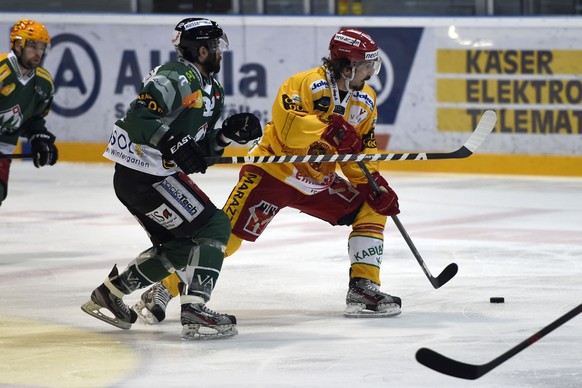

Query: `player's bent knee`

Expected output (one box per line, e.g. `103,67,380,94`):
225,234,243,257
201,210,231,246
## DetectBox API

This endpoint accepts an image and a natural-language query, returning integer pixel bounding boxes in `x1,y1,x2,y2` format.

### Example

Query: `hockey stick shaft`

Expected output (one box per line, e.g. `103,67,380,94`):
206,110,497,165
0,153,33,159
357,161,457,289
416,303,582,380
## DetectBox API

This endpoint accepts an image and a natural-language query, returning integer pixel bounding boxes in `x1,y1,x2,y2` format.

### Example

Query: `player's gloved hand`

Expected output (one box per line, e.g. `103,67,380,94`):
29,132,58,168
218,113,262,146
357,172,400,216
158,133,207,174
322,114,362,154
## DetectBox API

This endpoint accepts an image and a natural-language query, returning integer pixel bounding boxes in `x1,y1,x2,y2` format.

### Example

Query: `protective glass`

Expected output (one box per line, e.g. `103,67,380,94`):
208,34,229,53
24,40,49,55
356,58,381,76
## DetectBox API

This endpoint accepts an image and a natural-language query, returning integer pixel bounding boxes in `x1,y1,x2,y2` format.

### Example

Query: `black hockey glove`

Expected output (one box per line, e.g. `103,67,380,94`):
158,133,208,174
218,113,262,146
29,132,58,168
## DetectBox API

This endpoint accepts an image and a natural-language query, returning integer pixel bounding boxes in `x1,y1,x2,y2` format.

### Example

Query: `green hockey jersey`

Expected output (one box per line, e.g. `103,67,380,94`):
0,51,54,154
104,57,226,176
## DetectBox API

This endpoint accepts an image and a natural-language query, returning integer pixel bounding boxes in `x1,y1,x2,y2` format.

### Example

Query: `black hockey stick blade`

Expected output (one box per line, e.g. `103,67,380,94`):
390,214,458,289
206,110,497,165
357,160,458,289
0,153,33,159
416,303,582,380
432,262,458,288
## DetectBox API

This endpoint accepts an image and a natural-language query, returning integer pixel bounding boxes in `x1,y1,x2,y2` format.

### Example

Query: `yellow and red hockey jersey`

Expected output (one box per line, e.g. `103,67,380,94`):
250,66,380,195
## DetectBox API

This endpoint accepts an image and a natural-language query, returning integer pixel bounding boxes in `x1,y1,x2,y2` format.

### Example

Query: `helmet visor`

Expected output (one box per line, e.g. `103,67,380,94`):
356,58,381,76
208,34,229,53
24,39,49,55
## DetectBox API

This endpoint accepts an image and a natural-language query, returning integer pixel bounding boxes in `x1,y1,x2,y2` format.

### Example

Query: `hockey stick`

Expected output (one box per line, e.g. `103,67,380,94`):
2,111,496,164
357,161,458,289
416,303,582,380
206,110,497,165
0,153,33,159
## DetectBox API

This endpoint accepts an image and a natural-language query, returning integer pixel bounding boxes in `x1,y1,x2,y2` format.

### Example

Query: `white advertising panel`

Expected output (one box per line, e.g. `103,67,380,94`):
1,14,581,157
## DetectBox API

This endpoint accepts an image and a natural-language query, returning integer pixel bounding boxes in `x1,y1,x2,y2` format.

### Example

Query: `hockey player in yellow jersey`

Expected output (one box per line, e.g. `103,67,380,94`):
133,27,402,320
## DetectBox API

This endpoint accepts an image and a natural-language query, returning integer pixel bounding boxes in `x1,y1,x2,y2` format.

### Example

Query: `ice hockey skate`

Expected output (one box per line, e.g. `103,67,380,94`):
81,265,137,329
181,303,237,340
132,282,173,325
344,277,402,318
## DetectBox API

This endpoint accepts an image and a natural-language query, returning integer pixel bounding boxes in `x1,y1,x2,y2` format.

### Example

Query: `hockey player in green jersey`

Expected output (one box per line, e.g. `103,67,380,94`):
81,18,262,340
0,19,58,206
134,27,402,322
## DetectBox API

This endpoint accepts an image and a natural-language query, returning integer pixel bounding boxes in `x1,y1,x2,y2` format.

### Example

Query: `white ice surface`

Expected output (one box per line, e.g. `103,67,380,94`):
0,162,580,388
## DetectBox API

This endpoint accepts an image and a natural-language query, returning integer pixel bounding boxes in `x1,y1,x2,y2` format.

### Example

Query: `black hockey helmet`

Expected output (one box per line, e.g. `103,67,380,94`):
172,18,228,62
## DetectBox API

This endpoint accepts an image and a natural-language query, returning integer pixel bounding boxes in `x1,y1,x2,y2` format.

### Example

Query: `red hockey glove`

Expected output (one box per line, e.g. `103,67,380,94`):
357,173,400,216
322,114,362,154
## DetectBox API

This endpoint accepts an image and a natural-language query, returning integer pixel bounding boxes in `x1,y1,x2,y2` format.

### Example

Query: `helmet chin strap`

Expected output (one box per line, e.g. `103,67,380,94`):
342,68,356,91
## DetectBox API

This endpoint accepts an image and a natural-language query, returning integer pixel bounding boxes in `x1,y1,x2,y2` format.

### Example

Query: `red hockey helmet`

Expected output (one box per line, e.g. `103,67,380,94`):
329,28,381,75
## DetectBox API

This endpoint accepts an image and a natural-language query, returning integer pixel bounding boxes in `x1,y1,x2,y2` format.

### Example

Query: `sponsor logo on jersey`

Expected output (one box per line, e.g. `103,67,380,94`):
328,177,360,203
136,92,164,114
348,105,368,126
155,176,204,222
352,91,374,110
145,204,184,230
243,200,278,237
362,131,377,149
286,168,335,195
310,79,328,93
282,93,305,113
224,171,261,222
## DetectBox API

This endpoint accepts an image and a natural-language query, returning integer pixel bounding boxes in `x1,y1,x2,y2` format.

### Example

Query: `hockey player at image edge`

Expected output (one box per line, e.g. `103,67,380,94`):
133,27,402,321
80,18,262,340
0,19,58,206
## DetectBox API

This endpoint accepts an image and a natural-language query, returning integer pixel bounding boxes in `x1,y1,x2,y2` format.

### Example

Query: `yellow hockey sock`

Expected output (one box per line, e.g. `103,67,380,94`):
161,273,181,298
350,263,381,285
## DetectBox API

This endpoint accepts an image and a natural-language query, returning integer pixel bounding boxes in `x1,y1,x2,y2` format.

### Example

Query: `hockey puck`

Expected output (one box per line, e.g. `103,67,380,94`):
490,297,505,303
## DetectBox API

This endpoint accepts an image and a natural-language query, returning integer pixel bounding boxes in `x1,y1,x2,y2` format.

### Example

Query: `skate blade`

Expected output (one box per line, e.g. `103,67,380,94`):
132,300,160,325
81,300,132,330
181,324,238,341
343,303,401,318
